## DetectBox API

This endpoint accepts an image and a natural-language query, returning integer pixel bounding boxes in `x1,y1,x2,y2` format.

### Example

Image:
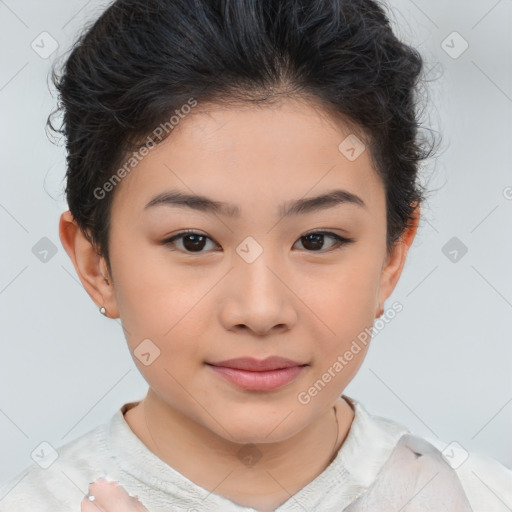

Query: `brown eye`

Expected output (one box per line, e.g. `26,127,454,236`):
163,231,219,253
162,230,354,255
295,231,354,252
180,234,207,252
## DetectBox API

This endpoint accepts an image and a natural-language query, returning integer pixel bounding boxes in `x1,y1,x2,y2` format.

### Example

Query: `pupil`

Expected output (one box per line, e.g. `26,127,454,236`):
183,234,206,251
303,234,323,251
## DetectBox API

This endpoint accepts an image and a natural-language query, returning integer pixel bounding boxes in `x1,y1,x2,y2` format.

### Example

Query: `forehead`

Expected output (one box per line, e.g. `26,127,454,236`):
110,98,384,219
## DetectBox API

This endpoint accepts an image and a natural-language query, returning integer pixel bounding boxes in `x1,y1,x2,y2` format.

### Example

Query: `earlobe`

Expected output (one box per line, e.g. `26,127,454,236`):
376,204,421,315
58,210,119,318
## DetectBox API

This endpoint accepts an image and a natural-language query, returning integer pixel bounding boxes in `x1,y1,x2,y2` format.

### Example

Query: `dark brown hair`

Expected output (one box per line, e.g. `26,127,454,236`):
48,0,439,278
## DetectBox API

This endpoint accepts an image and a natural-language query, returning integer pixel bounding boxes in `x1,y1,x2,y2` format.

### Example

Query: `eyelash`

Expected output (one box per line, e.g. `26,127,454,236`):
162,229,355,254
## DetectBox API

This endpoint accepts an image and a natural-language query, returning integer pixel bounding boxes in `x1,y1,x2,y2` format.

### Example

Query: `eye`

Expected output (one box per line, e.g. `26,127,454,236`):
163,229,354,254
163,230,220,253
294,231,355,252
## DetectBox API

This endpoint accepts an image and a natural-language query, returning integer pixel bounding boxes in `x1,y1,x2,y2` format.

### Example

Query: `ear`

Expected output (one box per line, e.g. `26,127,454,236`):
376,203,420,316
59,210,119,318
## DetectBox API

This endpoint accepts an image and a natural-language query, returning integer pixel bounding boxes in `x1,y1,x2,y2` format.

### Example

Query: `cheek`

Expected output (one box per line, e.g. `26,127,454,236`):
304,252,382,363
307,254,381,324
111,247,214,361
110,238,177,321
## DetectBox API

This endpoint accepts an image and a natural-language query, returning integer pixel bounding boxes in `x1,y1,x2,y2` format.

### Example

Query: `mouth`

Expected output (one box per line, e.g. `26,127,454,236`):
205,356,308,391
206,356,307,372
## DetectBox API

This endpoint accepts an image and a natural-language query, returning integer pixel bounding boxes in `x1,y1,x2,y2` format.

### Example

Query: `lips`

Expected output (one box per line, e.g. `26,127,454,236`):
206,356,307,372
206,356,309,391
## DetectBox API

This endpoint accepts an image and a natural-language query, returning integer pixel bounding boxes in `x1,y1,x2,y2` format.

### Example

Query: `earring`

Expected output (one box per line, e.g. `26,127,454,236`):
376,306,384,318
99,306,107,316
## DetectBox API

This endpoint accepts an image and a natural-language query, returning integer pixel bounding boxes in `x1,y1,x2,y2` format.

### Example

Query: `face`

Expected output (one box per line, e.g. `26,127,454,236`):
93,98,401,443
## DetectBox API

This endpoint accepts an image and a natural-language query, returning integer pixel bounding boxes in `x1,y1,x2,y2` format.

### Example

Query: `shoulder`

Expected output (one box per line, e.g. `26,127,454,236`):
345,397,512,511
0,419,111,512
426,437,512,512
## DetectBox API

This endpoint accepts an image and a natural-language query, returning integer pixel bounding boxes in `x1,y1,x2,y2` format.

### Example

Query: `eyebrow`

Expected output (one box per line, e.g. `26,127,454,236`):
144,188,366,218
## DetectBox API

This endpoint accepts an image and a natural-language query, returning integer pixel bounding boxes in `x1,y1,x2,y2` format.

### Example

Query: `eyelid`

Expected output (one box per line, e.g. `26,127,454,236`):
162,229,221,252
297,230,355,251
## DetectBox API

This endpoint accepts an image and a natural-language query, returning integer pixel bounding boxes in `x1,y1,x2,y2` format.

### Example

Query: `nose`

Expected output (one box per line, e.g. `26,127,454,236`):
218,249,298,337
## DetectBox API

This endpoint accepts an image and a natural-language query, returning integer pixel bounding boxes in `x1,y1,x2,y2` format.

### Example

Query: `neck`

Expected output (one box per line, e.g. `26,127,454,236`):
124,390,354,511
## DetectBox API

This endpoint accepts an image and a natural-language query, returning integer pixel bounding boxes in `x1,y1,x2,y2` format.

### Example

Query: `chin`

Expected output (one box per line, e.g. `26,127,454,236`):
210,415,303,447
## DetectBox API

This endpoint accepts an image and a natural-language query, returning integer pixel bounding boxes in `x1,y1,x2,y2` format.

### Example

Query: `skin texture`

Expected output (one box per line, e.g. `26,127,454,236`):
61,97,419,512
81,479,147,512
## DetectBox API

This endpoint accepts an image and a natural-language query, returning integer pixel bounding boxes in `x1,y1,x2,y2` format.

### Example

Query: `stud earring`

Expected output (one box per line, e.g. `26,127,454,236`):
99,306,107,316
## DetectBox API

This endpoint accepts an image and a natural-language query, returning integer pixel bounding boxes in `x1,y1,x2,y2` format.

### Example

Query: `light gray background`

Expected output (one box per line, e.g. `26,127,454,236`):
1,0,511,489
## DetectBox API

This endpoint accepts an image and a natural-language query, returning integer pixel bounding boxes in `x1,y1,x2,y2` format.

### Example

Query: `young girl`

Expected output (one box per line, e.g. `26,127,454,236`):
1,0,510,511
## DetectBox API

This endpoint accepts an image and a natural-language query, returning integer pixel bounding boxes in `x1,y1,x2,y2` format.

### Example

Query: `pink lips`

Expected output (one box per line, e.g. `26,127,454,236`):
206,356,307,391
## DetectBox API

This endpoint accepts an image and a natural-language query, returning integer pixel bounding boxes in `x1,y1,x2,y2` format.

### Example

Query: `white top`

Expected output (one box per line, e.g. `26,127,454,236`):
0,396,510,511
